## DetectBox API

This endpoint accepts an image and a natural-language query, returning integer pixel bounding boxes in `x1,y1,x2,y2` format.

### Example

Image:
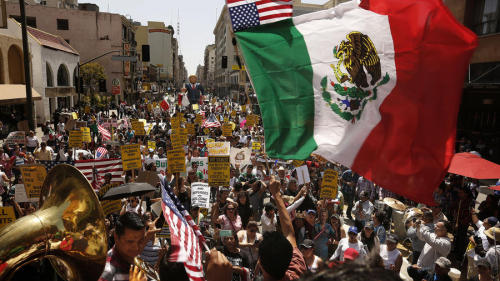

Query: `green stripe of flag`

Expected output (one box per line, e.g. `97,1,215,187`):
236,19,317,160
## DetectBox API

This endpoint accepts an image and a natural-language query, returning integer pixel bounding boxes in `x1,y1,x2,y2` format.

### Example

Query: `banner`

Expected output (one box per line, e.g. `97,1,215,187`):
145,158,167,172
320,169,339,199
14,184,37,203
167,149,185,173
0,207,16,229
81,127,91,143
5,131,26,146
208,156,230,186
69,130,83,148
121,144,142,171
20,165,47,198
207,142,230,156
189,157,208,180
191,182,210,209
222,123,233,137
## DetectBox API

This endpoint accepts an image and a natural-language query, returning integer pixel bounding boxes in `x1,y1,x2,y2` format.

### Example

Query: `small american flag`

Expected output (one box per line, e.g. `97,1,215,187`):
161,182,205,281
38,160,75,172
75,158,123,184
227,0,293,32
95,146,108,159
202,114,221,128
98,124,111,141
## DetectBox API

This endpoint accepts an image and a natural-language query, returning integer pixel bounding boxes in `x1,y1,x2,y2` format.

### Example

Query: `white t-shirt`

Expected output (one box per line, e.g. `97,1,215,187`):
380,244,401,270
261,213,277,233
330,238,367,261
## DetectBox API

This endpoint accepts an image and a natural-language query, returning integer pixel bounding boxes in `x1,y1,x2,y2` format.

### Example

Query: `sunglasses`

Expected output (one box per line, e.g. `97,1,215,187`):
227,208,235,211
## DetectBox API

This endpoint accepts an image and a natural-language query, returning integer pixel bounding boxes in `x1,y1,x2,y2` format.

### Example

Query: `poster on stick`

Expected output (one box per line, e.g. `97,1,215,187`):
191,182,210,209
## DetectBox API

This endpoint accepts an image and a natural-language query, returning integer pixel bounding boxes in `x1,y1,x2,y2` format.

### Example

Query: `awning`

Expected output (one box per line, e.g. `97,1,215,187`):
0,85,42,105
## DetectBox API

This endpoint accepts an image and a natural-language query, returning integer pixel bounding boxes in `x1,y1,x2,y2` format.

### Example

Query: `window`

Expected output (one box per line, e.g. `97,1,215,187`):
57,19,69,30
468,0,500,35
57,64,69,86
10,16,37,28
46,63,53,87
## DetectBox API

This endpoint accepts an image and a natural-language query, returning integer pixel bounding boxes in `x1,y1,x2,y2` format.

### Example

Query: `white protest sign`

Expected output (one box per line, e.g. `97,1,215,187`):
191,182,210,209
189,157,208,180
14,184,37,203
296,165,311,185
144,158,168,172
230,147,252,167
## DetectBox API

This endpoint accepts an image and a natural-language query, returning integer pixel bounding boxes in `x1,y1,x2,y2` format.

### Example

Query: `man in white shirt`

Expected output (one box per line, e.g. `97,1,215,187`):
471,209,497,252
353,191,374,230
330,226,367,261
483,227,500,277
261,203,277,234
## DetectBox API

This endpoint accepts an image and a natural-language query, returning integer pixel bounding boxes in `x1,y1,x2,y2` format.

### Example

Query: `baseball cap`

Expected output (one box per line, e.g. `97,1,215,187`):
148,148,154,153
343,248,359,261
307,209,317,215
435,257,451,270
364,221,374,230
487,216,498,227
386,234,398,244
300,239,314,249
348,226,358,234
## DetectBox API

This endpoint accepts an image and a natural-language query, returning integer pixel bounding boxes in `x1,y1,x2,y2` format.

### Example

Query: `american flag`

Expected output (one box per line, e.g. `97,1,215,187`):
74,158,123,184
38,160,75,172
161,181,205,281
227,0,293,32
95,146,108,159
202,114,221,128
98,124,111,141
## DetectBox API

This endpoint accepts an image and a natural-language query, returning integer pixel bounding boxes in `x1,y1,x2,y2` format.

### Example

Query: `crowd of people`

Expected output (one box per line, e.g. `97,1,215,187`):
0,75,499,281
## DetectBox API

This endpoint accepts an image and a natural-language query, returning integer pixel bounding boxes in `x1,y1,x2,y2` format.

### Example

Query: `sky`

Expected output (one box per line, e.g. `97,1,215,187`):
81,0,328,75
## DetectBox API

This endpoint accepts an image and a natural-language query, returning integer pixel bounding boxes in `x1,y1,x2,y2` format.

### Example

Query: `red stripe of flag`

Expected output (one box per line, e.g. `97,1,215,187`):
257,4,292,13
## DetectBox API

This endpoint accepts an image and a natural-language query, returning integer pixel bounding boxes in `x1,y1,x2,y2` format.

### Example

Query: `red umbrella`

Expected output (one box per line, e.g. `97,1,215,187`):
448,152,500,179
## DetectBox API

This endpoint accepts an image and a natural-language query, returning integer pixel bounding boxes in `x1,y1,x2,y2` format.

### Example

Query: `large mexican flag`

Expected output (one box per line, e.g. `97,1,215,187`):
235,0,477,204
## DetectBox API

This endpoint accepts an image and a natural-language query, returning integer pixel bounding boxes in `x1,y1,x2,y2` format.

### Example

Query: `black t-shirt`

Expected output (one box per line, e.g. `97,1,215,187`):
223,248,250,281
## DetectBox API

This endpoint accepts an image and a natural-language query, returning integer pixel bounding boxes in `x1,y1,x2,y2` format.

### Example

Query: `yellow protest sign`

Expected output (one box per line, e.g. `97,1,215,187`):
252,142,261,151
292,160,305,167
81,127,91,143
222,123,233,137
195,114,203,124
167,149,185,173
186,123,195,135
20,165,47,198
0,206,16,229
192,104,199,111
71,112,78,119
148,141,156,150
98,183,122,216
231,110,237,118
171,117,181,129
170,132,184,149
320,169,339,199
224,116,229,123
241,105,246,112
131,120,146,136
211,98,216,104
147,104,153,112
85,105,90,114
69,130,83,148
205,138,215,144
121,144,142,171
208,156,230,186
203,128,210,135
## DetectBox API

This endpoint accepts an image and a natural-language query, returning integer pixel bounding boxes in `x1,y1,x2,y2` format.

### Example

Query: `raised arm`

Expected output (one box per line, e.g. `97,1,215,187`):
269,176,297,247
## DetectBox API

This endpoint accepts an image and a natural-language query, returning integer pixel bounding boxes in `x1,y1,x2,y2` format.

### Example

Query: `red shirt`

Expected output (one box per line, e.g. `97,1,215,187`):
281,247,307,281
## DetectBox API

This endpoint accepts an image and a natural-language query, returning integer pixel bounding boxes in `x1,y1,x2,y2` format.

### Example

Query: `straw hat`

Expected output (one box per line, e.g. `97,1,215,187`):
484,227,500,241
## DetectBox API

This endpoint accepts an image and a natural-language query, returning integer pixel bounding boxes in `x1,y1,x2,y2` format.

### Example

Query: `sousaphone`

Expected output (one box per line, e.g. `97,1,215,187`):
0,164,108,280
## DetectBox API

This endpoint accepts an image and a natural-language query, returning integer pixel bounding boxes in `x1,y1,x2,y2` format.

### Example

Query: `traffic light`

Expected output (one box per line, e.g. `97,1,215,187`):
99,79,107,92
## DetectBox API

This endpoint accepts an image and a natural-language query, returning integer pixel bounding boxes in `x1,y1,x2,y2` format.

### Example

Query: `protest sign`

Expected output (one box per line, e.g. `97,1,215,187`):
71,112,78,119
81,127,91,143
190,157,208,179
320,169,339,199
99,183,122,215
207,142,230,156
75,121,87,129
69,130,83,148
170,129,184,149
222,123,232,137
203,128,210,135
230,147,252,167
156,223,170,238
65,118,76,130
5,131,26,146
167,149,185,173
191,182,210,209
20,165,46,198
252,141,261,152
145,158,167,172
295,165,311,185
148,141,156,151
136,170,160,187
192,104,199,111
0,207,16,229
231,110,237,117
241,105,246,112
208,156,230,186
131,120,145,136
195,114,202,124
180,127,188,143
85,105,90,114
292,160,305,167
14,184,37,203
121,144,142,171
186,123,195,135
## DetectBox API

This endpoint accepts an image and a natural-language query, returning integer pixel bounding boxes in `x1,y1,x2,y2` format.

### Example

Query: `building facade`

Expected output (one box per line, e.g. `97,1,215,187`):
203,44,215,91
5,2,138,104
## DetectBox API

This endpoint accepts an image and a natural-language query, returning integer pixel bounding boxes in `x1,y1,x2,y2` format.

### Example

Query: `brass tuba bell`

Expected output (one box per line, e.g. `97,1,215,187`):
0,164,108,280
